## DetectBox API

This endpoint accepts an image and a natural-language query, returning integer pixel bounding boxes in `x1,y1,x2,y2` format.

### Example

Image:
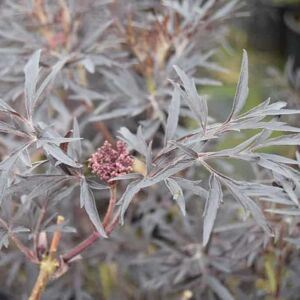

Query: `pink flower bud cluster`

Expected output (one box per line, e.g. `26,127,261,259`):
88,140,134,183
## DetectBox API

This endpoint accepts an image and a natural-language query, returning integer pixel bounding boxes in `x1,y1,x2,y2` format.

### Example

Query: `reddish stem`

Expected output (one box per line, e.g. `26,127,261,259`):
62,184,119,263
62,231,100,262
62,215,119,263
0,218,37,263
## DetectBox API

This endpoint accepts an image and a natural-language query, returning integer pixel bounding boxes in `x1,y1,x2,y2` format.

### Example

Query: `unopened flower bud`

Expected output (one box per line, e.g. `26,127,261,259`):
88,140,134,183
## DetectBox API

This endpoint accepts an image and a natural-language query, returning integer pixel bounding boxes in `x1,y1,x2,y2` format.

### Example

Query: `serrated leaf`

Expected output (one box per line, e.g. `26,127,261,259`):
256,157,295,179
149,158,194,184
19,148,32,168
234,121,300,133
214,131,266,157
118,127,148,157
237,181,293,205
0,229,9,250
86,179,108,190
279,179,299,206
137,126,152,173
0,170,9,206
172,177,208,199
80,178,89,208
0,142,31,170
89,105,147,122
171,141,198,159
258,153,299,165
203,174,222,246
0,121,29,138
222,179,272,234
9,174,70,195
165,86,181,144
24,49,41,118
0,98,16,113
0,143,32,205
80,178,107,237
253,133,300,149
25,178,69,203
226,50,248,121
165,178,186,215
118,180,144,224
173,65,208,130
43,143,82,168
102,69,143,103
68,118,82,161
33,54,71,110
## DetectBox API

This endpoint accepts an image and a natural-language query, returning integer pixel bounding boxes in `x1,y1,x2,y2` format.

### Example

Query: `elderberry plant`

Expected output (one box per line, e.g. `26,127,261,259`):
1,1,300,300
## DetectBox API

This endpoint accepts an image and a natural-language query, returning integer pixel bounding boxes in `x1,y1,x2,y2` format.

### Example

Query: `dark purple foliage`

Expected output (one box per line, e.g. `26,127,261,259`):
0,1,300,300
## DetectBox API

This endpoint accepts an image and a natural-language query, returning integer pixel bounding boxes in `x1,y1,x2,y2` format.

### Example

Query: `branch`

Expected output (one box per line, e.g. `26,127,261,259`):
62,202,120,264
29,216,64,300
0,217,37,263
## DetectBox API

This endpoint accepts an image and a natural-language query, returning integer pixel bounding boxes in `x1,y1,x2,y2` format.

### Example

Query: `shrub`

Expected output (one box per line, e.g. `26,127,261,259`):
1,1,300,300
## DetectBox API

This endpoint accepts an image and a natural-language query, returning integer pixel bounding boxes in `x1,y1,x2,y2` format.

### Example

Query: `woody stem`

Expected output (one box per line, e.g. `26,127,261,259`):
29,216,64,300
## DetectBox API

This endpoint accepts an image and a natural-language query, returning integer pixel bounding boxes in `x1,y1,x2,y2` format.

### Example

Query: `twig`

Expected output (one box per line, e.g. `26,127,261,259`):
29,216,64,300
49,216,64,258
0,217,37,263
10,234,38,263
62,204,120,264
62,230,100,263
